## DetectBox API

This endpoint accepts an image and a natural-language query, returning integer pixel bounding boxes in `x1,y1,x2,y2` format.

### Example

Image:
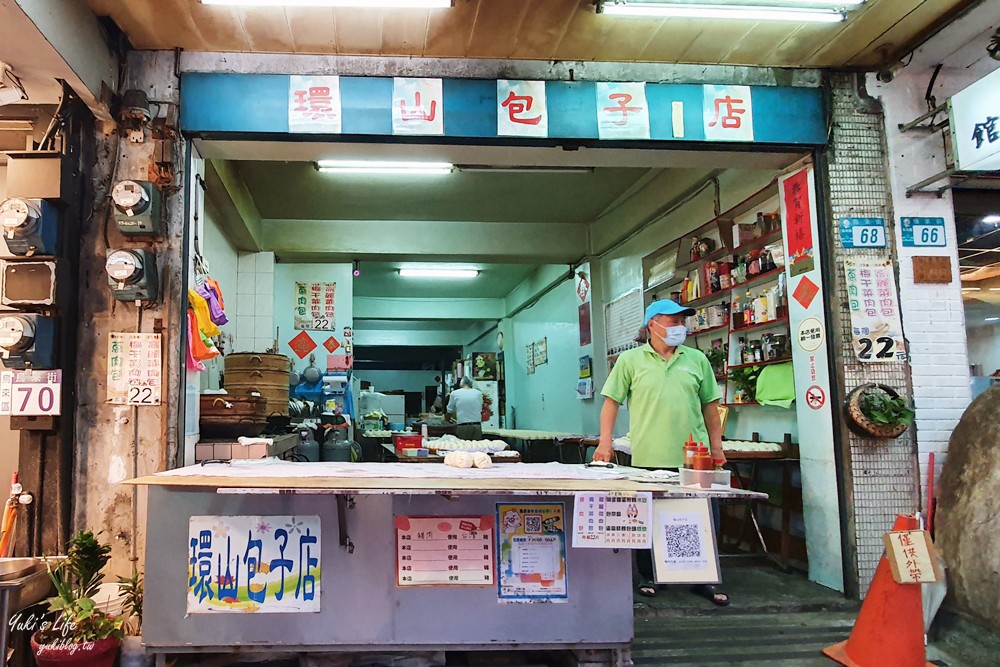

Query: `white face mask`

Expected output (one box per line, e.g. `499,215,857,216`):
652,322,687,347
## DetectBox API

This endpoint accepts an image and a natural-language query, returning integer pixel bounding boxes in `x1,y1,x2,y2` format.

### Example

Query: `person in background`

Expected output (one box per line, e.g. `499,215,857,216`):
448,377,484,441
594,299,729,606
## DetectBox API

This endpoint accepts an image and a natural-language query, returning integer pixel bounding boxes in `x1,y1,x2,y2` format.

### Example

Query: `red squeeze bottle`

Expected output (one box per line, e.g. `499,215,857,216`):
694,444,713,471
683,434,698,468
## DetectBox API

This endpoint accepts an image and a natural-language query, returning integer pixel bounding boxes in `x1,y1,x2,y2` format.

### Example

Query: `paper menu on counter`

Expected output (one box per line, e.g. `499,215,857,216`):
395,516,494,587
497,503,568,603
572,492,652,549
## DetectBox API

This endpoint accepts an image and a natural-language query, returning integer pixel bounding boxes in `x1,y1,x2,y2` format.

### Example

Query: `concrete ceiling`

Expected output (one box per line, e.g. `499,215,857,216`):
87,0,974,69
237,160,652,223
353,262,538,298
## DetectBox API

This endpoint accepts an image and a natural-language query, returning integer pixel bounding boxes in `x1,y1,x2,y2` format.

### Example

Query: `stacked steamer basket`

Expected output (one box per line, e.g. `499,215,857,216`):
224,353,291,417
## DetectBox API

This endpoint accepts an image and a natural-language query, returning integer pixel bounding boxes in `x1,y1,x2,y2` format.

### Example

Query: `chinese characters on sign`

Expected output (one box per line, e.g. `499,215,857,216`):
703,85,754,142
497,503,568,603
294,282,336,331
107,333,162,405
839,218,887,249
781,168,815,277
883,530,942,585
572,492,652,549
187,515,320,614
0,370,61,416
596,82,650,140
395,516,495,587
796,317,824,353
844,259,906,363
950,67,1000,171
900,217,947,248
392,78,444,136
288,76,342,133
497,80,548,138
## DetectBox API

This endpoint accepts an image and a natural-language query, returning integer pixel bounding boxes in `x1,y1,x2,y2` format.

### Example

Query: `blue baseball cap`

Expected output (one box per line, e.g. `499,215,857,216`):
644,299,696,325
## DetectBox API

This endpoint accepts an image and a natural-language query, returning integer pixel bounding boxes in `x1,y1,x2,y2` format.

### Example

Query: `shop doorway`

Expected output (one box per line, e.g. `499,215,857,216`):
957,189,1000,398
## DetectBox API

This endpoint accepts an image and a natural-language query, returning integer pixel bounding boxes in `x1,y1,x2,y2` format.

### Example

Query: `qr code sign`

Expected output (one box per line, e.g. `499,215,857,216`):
664,523,702,558
524,515,542,534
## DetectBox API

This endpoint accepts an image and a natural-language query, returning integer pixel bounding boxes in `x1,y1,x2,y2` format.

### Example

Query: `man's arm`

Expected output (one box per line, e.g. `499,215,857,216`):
702,400,725,465
593,397,621,462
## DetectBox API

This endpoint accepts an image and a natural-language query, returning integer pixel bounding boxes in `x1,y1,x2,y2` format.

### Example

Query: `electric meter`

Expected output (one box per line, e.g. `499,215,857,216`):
106,249,160,302
0,197,58,256
0,313,56,369
111,180,163,237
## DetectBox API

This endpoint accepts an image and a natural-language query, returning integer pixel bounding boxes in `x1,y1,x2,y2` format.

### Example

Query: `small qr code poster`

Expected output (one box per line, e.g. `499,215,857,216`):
652,498,720,585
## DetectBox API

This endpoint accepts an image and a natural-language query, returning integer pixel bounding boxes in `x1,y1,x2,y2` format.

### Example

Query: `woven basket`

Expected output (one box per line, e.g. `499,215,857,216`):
843,383,909,439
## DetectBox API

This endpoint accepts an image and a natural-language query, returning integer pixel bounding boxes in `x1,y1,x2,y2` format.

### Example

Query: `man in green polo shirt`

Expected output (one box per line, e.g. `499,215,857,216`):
594,299,728,604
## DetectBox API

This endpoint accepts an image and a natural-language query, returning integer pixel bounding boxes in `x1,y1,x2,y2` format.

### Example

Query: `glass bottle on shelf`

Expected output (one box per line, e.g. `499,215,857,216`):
738,337,747,365
732,294,743,329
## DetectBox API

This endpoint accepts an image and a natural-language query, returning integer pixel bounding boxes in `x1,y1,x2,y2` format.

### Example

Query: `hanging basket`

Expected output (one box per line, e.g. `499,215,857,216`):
843,383,909,439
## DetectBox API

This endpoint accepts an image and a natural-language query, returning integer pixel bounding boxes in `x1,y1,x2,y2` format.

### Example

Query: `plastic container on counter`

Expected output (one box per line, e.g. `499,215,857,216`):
680,467,732,489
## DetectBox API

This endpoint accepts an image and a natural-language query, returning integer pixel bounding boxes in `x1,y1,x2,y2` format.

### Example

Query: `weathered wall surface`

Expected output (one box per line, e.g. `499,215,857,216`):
936,385,1000,629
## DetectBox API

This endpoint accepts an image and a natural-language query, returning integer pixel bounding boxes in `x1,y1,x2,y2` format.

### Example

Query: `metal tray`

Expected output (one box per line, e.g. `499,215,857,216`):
0,558,38,583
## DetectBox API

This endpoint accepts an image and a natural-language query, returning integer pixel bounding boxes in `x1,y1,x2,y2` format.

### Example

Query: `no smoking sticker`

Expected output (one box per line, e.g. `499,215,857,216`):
806,385,826,410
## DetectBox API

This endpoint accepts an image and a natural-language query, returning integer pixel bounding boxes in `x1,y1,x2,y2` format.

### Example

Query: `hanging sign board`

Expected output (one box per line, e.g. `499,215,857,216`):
900,217,947,248
883,530,943,585
107,333,162,405
844,259,906,363
949,67,1000,172
187,515,320,614
288,75,342,134
394,516,495,587
572,492,652,549
0,370,61,416
839,218,887,248
496,503,568,603
294,282,336,331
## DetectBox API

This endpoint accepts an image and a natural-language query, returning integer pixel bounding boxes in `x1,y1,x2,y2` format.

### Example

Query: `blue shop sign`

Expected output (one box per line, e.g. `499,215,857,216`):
900,217,947,248
180,74,827,146
840,218,887,249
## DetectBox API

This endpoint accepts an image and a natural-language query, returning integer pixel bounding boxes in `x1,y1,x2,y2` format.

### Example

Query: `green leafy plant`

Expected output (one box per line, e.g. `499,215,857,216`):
728,366,763,402
859,389,915,426
44,531,125,643
117,569,143,636
705,347,727,376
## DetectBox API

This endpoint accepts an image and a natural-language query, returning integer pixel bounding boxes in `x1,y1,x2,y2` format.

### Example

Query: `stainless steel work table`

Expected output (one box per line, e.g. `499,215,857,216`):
129,462,765,666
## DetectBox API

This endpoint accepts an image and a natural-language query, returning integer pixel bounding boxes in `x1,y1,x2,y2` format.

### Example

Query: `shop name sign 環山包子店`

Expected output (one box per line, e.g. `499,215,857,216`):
950,67,1000,172
180,74,827,146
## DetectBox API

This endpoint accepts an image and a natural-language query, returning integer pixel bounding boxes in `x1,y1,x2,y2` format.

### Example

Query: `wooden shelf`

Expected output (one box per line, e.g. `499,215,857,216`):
682,287,732,309
731,316,790,335
688,323,730,338
715,373,728,382
727,356,793,372
731,266,784,291
732,228,782,255
645,275,684,294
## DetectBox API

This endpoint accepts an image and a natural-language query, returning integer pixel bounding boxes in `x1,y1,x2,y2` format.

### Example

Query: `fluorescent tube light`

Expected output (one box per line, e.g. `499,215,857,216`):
399,268,479,279
962,287,982,292
317,160,453,175
983,214,1000,224
986,317,1000,322
202,0,451,7
601,2,845,22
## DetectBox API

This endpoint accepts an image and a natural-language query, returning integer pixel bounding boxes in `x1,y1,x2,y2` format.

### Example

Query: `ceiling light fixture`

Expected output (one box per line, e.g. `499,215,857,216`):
962,287,982,291
317,160,453,175
399,268,479,279
599,1,850,22
0,62,28,107
202,0,451,7
986,317,1000,322
455,166,596,174
983,214,1000,224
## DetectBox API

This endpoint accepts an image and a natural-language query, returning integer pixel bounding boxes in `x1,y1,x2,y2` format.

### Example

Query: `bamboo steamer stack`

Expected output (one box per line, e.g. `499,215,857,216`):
224,353,291,416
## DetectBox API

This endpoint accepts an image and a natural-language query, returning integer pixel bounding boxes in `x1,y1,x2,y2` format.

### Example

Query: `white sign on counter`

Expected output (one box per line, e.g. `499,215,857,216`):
395,516,495,587
573,492,652,549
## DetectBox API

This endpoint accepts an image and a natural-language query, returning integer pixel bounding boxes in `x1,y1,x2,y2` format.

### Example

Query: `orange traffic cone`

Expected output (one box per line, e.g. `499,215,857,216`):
823,514,933,667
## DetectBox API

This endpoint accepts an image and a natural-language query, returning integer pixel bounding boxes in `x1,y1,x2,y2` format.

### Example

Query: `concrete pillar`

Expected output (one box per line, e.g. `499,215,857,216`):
74,51,185,574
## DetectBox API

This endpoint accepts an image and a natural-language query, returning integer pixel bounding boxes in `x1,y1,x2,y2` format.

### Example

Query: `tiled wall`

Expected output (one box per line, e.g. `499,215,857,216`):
234,251,275,353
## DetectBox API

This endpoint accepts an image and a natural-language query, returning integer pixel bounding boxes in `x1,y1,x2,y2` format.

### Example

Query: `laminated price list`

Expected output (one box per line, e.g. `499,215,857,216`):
395,516,495,587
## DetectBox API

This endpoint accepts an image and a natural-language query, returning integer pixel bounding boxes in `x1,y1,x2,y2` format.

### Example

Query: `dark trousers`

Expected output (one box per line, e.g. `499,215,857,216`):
456,423,482,441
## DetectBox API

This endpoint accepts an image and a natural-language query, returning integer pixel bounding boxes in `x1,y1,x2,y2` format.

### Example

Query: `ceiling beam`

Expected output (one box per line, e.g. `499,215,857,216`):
204,160,264,251
264,219,589,264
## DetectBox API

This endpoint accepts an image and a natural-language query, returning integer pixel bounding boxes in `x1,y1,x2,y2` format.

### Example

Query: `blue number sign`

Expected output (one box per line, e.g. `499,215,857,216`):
900,217,947,248
840,218,887,249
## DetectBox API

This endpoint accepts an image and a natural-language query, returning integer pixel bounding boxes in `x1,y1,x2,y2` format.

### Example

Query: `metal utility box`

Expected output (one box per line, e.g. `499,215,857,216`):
112,179,164,237
1,260,60,307
0,198,59,256
0,314,56,369
106,248,160,302
3,151,68,201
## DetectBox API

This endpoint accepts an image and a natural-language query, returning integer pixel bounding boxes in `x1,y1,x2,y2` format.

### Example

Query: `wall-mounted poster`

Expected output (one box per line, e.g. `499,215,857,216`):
187,515,320,614
843,259,906,363
497,503,568,603
395,516,495,587
533,338,548,366
526,344,535,375
472,352,497,381
294,282,336,331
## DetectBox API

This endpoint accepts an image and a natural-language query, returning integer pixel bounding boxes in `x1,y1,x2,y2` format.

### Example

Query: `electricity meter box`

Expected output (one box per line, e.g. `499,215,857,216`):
106,248,160,302
112,180,163,237
0,314,56,369
1,260,63,308
0,198,59,256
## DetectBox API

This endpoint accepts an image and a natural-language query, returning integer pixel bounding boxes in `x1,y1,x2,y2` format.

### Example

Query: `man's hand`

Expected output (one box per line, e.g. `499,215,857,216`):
592,442,614,463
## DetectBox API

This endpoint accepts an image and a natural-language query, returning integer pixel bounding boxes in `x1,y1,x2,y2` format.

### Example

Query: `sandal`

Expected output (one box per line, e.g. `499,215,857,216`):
637,581,658,598
689,584,730,607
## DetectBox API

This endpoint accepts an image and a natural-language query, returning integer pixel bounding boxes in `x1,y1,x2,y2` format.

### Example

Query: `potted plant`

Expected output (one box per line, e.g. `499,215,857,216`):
844,383,915,439
705,347,727,378
118,569,153,666
728,365,763,403
31,531,124,667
